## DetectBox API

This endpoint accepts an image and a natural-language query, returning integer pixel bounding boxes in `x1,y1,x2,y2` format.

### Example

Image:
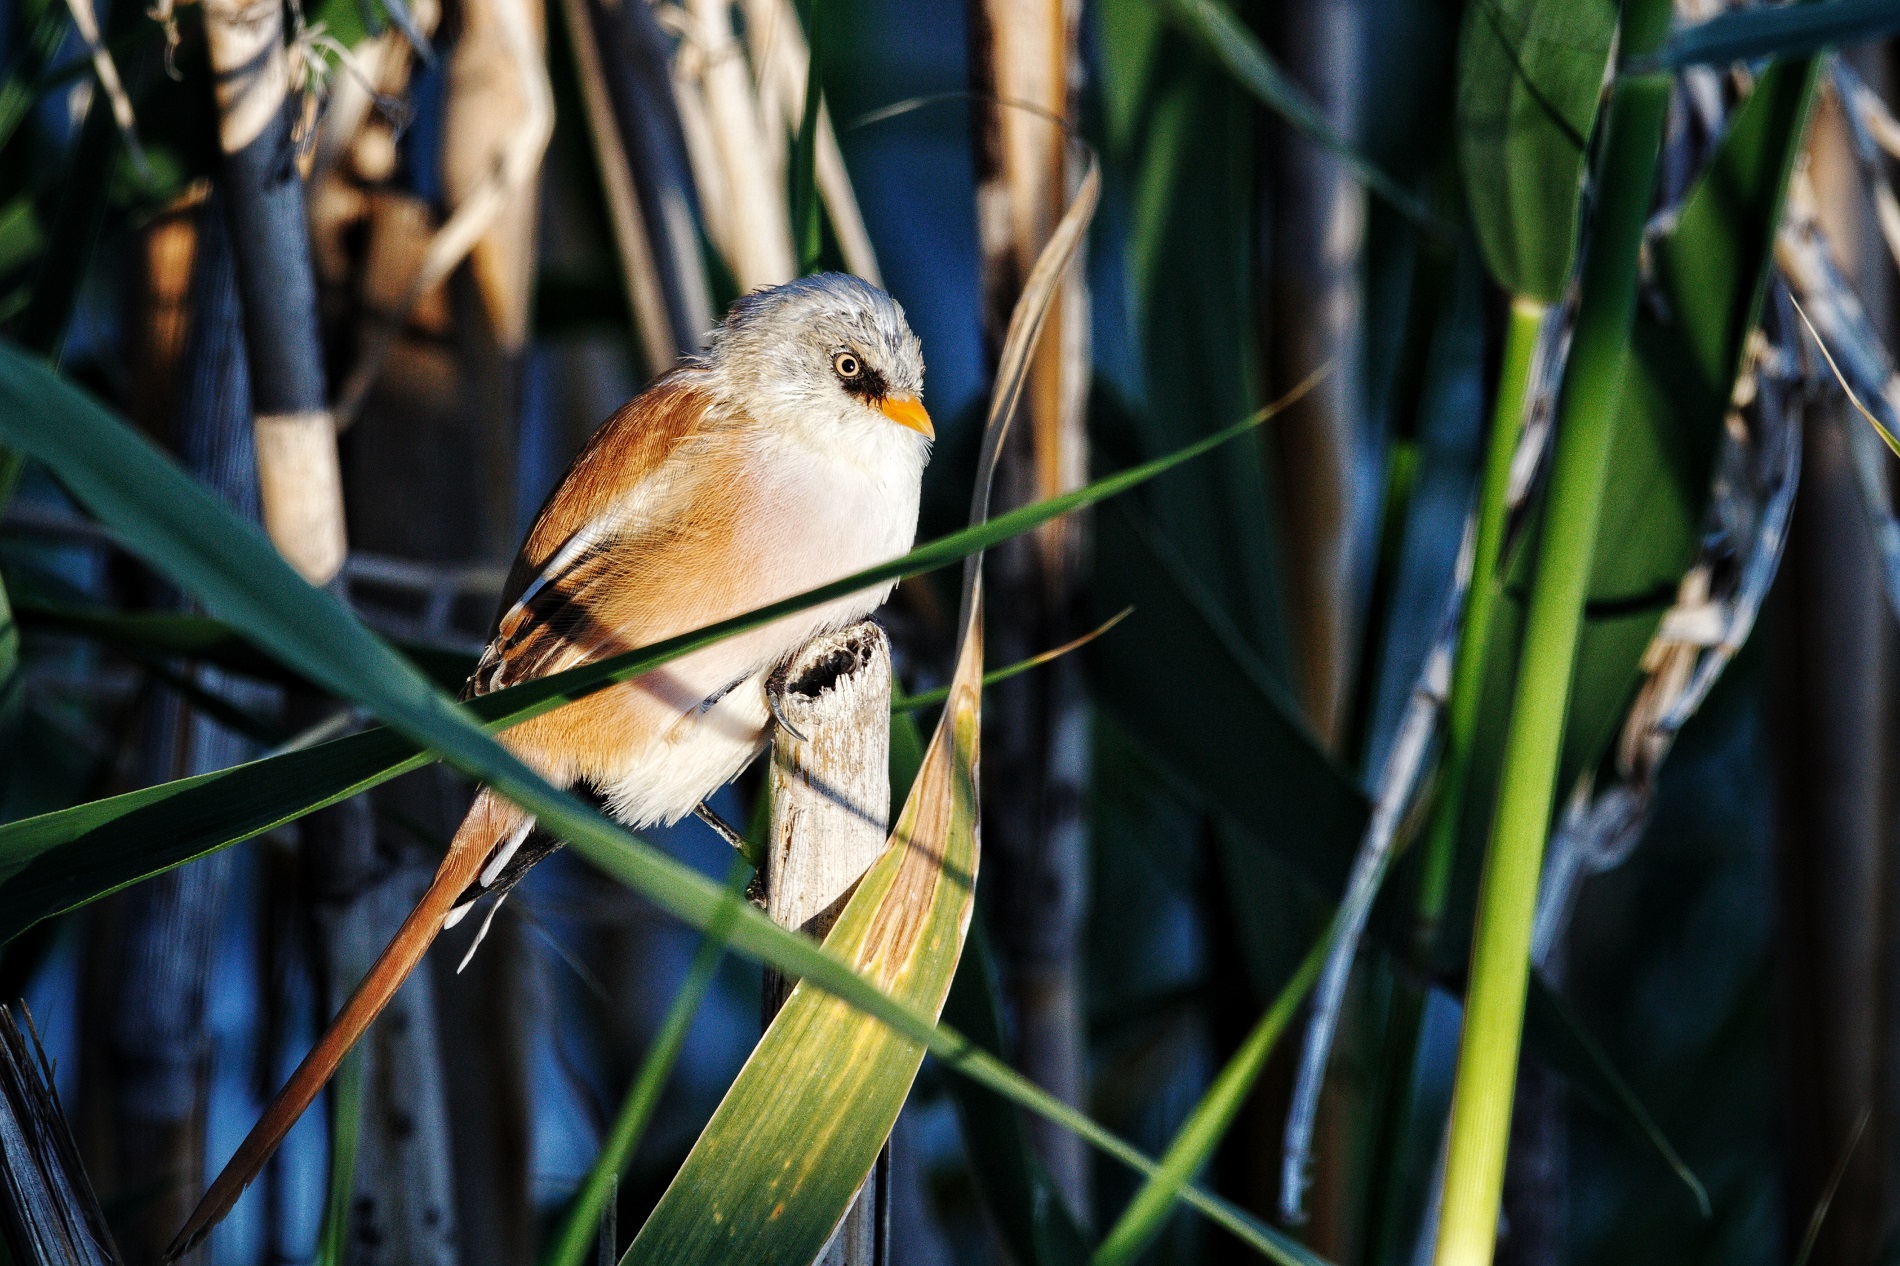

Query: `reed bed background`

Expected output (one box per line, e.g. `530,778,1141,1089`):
0,0,1897,1264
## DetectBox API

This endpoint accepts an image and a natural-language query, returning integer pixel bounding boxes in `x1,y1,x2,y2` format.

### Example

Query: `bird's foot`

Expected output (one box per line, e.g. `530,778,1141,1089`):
694,800,750,853
693,802,769,907
763,684,809,745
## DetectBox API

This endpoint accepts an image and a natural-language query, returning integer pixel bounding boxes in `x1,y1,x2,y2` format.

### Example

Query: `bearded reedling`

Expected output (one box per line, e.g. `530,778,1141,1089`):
170,274,934,1256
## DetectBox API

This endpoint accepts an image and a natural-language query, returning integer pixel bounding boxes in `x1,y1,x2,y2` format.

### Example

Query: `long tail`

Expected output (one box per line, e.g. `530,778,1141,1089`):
167,789,530,1261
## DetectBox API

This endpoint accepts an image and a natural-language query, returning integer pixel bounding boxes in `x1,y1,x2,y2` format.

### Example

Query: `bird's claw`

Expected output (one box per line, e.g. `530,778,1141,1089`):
766,666,808,742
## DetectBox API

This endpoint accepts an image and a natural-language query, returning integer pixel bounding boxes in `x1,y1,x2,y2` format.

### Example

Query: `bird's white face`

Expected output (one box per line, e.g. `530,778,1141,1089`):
705,274,934,468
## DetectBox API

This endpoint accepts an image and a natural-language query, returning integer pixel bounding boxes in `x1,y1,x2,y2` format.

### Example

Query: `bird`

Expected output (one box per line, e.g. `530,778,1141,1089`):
169,273,933,1257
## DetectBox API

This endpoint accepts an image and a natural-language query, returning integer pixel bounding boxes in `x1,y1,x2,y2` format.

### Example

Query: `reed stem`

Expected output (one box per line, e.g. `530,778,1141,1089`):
1431,3,1671,1258
1412,295,1545,955
763,623,894,1264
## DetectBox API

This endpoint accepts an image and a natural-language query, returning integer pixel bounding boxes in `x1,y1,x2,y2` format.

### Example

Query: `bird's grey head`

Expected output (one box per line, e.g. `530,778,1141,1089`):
704,274,933,449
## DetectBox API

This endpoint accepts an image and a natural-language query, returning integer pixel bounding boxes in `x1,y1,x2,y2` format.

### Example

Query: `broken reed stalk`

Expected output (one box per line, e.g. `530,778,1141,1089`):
201,0,347,584
764,621,893,1266
0,1005,124,1266
966,0,1093,1218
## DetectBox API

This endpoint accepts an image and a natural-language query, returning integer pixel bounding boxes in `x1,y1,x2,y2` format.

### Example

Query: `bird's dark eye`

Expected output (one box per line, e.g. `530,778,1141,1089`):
833,351,862,380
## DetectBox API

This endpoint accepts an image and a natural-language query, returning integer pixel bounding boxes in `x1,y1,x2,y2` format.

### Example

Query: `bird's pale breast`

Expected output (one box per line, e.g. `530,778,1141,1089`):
554,423,921,828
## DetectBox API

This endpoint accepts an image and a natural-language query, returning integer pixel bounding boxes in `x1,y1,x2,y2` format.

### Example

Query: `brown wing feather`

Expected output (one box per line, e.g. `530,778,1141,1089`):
475,539,627,693
497,496,752,679
469,370,727,700
464,435,766,788
495,369,713,618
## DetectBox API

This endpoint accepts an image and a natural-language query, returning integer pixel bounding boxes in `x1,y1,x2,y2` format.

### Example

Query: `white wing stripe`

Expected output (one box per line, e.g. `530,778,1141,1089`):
509,524,607,622
478,816,537,889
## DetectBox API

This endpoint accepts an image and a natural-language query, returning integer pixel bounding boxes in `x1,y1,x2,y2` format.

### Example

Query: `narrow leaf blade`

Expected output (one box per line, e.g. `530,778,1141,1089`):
1456,0,1618,299
0,332,1281,939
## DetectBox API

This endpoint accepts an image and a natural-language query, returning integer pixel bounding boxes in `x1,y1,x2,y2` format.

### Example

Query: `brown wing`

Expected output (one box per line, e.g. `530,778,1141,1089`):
467,370,720,699
470,532,639,694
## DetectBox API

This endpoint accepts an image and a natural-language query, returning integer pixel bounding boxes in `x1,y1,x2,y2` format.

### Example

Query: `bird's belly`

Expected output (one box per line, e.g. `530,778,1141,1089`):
588,672,772,827
573,456,916,826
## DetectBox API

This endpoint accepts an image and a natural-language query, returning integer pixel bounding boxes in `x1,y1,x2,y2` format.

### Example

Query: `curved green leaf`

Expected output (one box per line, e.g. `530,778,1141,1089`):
624,623,983,1265
1456,0,1618,300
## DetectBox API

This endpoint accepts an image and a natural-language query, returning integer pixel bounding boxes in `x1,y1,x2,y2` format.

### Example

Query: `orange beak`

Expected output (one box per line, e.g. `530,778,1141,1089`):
878,393,935,439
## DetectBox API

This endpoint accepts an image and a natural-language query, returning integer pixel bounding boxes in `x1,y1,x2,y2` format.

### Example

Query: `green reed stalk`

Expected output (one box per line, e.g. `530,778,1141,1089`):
1431,4,1671,1262
1361,296,1542,1261
1412,295,1544,956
